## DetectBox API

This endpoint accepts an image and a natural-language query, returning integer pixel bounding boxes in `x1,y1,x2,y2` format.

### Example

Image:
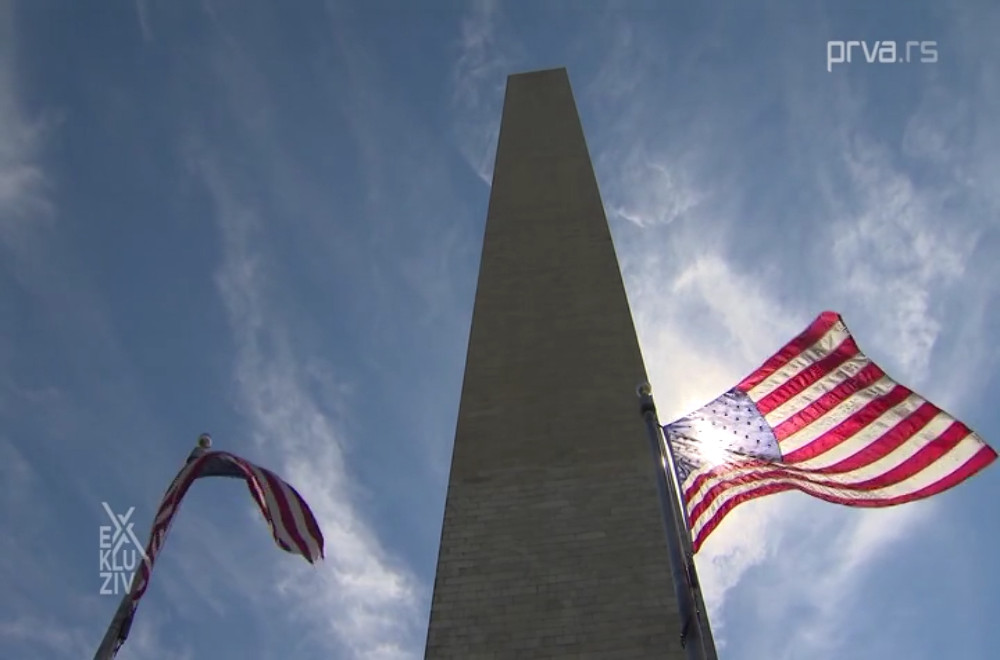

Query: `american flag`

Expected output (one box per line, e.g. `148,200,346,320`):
106,450,324,656
663,311,996,553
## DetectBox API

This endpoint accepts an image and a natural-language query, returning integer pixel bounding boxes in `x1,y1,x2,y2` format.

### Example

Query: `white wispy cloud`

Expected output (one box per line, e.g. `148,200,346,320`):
320,2,483,477
450,0,522,183
825,137,977,383
590,15,986,652
134,0,153,42
585,18,644,108
889,7,1000,415
0,437,33,512
0,2,54,257
619,173,950,653
194,154,421,659
103,606,194,660
0,19,98,658
606,148,705,229
0,616,94,658
622,229,806,639
738,502,936,660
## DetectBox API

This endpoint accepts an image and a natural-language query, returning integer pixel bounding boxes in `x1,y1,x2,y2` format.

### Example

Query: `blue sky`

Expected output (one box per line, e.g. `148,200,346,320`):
2,0,998,658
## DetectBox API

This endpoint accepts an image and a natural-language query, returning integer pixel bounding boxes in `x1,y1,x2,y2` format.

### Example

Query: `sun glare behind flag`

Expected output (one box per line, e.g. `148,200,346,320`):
663,311,997,553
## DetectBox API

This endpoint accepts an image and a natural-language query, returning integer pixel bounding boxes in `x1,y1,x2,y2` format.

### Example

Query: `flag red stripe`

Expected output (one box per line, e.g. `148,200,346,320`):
691,483,795,552
134,455,213,599
230,459,294,552
260,468,314,559
156,461,203,523
112,450,325,658
676,311,998,553
686,423,971,525
690,445,997,551
130,452,323,603
736,311,840,393
843,422,971,488
781,384,913,463
754,337,860,415
809,402,941,473
682,458,771,505
679,391,927,504
289,483,325,559
772,362,886,441
247,468,293,552
683,413,966,502
241,467,272,521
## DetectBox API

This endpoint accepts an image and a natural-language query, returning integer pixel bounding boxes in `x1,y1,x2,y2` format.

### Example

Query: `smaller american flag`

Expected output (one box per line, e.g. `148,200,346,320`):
663,311,996,553
108,449,324,656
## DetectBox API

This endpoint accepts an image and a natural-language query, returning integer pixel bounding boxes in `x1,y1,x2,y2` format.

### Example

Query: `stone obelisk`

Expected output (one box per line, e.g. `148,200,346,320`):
425,68,684,658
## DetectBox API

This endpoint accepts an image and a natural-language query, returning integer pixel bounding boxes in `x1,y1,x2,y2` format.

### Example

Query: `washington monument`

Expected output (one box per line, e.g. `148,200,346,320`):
424,68,688,658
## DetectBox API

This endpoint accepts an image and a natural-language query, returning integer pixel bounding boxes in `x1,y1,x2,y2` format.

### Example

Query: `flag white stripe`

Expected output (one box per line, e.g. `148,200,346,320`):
246,465,306,555
684,412,959,514
763,355,870,428
271,473,322,560
689,435,984,540
793,393,926,469
746,321,851,402
153,460,206,527
127,452,323,611
777,376,898,453
141,466,206,595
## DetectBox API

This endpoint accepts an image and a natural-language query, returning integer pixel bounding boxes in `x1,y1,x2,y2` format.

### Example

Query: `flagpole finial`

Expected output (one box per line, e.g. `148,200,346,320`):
197,433,212,449
637,383,656,415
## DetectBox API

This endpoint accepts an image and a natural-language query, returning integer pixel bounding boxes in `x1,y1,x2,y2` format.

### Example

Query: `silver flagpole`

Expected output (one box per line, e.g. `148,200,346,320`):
94,434,213,659
658,404,718,660
638,383,718,660
93,590,135,660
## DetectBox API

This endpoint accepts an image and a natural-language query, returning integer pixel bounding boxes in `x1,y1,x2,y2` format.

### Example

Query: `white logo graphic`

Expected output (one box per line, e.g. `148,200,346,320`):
826,40,938,72
99,502,148,596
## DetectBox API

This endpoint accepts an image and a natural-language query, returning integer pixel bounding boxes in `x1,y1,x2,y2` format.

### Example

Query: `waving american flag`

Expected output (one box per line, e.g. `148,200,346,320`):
97,443,324,659
664,311,996,552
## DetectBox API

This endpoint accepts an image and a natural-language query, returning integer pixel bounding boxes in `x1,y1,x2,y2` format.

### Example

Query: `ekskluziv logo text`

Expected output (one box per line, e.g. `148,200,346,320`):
99,502,147,595
827,40,937,72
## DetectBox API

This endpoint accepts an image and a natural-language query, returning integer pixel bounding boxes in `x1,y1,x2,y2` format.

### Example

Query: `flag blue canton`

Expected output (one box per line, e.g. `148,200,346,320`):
664,389,782,483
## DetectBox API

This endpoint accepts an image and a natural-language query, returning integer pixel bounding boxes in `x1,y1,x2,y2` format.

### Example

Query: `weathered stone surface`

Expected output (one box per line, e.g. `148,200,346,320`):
424,68,683,659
